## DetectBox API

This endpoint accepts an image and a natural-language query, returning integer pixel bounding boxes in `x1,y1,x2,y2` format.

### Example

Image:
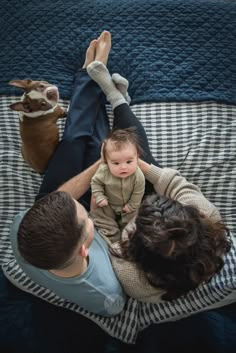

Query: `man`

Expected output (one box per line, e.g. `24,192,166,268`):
9,31,126,316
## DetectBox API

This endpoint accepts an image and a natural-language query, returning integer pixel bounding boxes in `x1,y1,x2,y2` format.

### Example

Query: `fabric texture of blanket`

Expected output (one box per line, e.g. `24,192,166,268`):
1,0,236,104
1,98,236,347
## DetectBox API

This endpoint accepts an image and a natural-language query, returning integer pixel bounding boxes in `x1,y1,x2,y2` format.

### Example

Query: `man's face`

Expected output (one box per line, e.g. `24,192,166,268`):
74,199,94,249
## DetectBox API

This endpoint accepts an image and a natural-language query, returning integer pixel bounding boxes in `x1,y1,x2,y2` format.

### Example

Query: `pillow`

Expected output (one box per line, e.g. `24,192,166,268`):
2,230,236,344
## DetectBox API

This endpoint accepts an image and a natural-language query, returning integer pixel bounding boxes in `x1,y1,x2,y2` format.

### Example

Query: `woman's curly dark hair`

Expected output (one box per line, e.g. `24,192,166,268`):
118,194,231,300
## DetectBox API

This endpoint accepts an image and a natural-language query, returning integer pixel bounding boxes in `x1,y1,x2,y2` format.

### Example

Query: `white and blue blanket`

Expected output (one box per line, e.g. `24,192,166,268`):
0,0,236,352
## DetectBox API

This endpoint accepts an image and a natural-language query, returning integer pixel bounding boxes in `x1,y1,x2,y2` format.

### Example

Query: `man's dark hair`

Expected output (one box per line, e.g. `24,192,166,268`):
117,194,231,300
18,191,85,270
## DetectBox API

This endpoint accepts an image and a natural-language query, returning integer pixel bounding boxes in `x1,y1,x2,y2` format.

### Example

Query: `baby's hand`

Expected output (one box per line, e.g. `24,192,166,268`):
123,204,132,213
98,199,108,207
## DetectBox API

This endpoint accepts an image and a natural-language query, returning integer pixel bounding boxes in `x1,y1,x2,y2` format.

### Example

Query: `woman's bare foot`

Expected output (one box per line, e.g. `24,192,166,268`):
86,31,126,110
94,31,111,66
82,39,97,68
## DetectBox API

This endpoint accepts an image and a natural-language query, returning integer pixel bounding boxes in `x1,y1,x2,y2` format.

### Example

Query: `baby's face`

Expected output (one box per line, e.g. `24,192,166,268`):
106,142,138,178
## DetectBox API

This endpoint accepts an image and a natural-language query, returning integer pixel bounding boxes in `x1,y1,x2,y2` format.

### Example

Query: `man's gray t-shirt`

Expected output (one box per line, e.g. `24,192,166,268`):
10,211,126,317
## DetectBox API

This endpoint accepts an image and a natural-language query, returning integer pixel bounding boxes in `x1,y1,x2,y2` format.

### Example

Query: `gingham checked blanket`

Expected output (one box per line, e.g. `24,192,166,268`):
1,97,235,343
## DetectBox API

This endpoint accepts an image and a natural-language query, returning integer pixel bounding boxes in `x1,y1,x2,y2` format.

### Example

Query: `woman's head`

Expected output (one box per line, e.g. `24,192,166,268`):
122,194,230,300
103,128,142,178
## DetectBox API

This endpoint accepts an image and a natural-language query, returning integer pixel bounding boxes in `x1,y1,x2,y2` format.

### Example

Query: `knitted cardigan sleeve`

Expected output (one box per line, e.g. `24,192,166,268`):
145,165,221,222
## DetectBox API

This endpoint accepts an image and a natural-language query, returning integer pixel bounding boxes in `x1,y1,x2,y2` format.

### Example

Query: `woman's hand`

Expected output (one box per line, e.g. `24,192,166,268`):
138,159,151,174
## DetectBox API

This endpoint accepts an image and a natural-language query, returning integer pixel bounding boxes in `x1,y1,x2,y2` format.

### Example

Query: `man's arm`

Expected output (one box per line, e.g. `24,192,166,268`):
58,160,101,199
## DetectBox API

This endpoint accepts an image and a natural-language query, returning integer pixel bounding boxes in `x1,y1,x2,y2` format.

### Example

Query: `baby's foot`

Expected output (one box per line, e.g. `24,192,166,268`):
94,31,111,66
112,73,131,104
82,39,97,68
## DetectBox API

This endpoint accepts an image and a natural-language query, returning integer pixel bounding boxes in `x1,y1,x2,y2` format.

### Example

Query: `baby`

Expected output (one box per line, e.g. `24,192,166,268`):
90,128,145,242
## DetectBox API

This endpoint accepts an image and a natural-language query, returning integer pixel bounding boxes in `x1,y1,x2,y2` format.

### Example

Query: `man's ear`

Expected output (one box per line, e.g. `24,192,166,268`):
78,244,89,258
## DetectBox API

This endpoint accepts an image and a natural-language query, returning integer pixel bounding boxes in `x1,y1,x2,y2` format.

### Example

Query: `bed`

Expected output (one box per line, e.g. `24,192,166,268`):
0,1,236,352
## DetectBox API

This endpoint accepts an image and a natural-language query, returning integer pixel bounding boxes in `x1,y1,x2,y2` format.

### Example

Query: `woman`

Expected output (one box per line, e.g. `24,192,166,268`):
86,58,231,303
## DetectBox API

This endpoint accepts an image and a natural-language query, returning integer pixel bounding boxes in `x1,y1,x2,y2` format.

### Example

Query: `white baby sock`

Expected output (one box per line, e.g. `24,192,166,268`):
87,61,127,110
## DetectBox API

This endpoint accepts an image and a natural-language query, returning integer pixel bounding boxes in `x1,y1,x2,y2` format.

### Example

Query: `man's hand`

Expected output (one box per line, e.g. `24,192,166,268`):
123,204,132,213
98,199,108,207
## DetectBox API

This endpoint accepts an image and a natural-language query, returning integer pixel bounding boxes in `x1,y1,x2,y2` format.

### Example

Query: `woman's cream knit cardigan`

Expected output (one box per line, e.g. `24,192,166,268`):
109,164,222,303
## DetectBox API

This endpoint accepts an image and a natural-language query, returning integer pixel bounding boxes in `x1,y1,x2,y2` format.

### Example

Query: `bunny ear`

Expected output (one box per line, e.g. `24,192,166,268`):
8,79,32,90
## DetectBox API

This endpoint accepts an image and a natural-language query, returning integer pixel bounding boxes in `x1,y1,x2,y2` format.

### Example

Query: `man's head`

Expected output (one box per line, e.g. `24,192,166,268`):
103,128,142,178
17,191,94,270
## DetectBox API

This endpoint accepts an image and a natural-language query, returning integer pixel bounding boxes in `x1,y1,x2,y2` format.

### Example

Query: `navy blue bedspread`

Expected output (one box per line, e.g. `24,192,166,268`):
1,0,236,104
1,270,236,353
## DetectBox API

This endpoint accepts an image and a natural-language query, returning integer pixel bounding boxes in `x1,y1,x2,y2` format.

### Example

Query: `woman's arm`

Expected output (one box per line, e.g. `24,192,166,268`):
138,159,221,222
138,159,151,175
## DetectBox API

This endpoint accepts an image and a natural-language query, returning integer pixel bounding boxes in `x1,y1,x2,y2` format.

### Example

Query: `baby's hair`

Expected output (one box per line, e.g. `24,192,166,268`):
103,127,143,160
